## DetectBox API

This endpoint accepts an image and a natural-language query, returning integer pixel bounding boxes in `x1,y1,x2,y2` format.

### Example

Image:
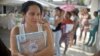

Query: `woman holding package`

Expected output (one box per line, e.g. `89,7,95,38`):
59,12,74,55
10,1,54,56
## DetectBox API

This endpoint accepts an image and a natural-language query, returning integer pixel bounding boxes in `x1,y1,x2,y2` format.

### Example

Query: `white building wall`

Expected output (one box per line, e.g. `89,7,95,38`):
89,0,100,51
96,0,100,51
90,0,99,18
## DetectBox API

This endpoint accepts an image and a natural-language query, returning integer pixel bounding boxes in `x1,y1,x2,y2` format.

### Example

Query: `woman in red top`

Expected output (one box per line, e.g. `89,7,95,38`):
59,12,74,55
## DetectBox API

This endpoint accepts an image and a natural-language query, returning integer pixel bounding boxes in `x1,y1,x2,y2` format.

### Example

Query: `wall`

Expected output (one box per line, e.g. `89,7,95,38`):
89,0,100,51
96,0,100,51
90,0,99,18
0,0,24,5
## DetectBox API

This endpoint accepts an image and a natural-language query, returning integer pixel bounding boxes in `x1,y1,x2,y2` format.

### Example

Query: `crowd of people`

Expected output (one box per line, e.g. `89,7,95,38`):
51,6,99,56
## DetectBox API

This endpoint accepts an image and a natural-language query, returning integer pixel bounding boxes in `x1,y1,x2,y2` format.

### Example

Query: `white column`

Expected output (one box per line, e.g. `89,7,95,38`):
98,0,100,9
96,19,100,51
90,0,99,18
96,0,100,51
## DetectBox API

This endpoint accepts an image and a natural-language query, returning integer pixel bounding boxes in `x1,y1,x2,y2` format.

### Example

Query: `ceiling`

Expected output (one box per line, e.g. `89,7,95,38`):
0,0,75,6
0,0,91,8
0,0,57,7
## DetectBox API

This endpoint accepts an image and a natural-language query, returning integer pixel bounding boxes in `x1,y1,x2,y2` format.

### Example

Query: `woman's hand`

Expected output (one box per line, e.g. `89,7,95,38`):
38,18,48,24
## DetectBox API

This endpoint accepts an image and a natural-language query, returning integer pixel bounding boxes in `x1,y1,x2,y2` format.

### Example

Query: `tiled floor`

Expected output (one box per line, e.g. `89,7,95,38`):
60,43,96,56
59,28,97,56
0,27,97,56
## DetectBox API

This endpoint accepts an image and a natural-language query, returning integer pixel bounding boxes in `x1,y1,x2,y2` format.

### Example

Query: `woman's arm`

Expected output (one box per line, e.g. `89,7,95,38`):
10,26,24,56
35,23,54,56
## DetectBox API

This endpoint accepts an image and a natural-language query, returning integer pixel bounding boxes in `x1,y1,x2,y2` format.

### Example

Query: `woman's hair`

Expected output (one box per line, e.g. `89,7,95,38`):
86,8,90,12
55,7,63,13
71,10,77,15
21,1,43,24
66,12,71,18
72,8,79,16
21,1,43,14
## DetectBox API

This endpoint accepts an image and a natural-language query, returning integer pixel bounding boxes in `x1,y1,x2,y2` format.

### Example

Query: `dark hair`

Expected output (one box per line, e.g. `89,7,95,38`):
86,8,90,12
73,8,79,16
71,10,77,16
55,7,63,13
21,1,43,14
66,12,71,18
94,11,98,17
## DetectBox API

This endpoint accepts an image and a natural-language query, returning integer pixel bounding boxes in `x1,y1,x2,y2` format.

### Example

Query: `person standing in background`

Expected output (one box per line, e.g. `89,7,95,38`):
59,12,74,55
70,9,79,45
52,7,64,56
86,11,99,46
79,8,91,43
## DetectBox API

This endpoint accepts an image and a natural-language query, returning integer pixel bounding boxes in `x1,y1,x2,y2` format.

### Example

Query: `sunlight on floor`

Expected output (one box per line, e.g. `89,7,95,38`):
58,28,95,56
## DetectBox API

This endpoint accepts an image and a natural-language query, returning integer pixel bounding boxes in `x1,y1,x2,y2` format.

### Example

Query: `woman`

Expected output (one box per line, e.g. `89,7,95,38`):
59,12,73,55
52,7,64,56
10,1,54,56
79,8,91,43
70,9,79,45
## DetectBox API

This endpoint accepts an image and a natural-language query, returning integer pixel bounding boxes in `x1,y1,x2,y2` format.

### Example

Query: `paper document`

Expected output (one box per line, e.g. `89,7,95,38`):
65,24,74,33
16,31,47,53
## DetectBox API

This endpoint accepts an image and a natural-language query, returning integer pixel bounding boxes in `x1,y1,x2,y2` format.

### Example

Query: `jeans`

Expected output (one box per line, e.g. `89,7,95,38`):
54,30,61,56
